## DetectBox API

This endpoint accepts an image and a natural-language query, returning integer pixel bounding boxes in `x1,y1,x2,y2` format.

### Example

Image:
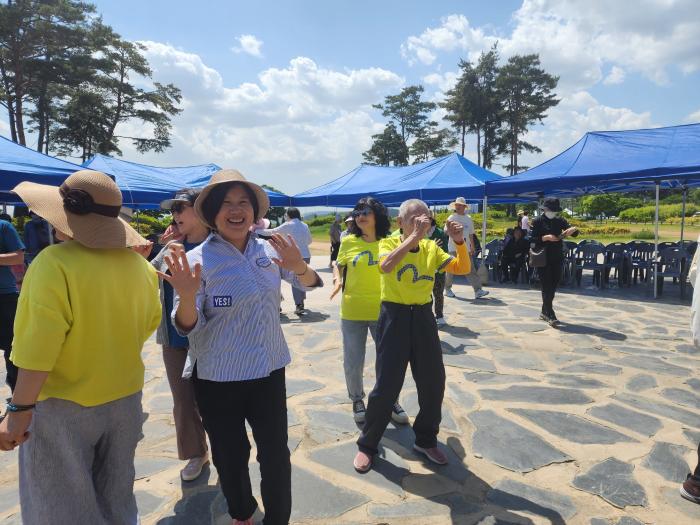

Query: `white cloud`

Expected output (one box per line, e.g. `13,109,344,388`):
685,109,700,123
109,42,404,193
402,2,700,91
603,66,626,85
232,34,264,58
423,71,459,93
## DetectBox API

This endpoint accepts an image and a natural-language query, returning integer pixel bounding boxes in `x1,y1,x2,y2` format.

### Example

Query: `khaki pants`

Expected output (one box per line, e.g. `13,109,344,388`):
163,346,208,460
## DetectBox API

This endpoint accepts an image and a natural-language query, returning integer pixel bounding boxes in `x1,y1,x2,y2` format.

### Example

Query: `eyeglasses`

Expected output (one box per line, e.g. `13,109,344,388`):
351,208,373,218
170,201,192,214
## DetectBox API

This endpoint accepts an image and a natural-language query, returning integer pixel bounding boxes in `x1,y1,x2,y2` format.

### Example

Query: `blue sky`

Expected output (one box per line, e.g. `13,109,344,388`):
72,1,700,193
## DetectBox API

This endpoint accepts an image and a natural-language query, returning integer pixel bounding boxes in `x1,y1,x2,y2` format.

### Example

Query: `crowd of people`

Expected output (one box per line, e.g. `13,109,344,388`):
0,169,699,524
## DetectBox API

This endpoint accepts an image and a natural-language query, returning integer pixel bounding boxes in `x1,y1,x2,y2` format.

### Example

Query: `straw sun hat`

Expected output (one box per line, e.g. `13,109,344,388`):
13,170,148,249
449,196,468,209
194,169,270,228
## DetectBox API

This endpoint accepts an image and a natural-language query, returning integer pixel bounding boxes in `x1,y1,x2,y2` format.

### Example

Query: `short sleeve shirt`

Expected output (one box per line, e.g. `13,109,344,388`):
378,237,452,305
447,213,474,252
0,220,24,294
336,235,381,321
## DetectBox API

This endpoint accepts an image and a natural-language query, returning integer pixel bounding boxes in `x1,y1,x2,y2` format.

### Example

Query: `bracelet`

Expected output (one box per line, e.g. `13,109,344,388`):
295,264,310,277
7,402,36,413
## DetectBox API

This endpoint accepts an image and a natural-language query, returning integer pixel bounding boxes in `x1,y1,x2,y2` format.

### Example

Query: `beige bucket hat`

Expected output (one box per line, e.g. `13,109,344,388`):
449,196,468,209
13,170,149,249
194,169,270,228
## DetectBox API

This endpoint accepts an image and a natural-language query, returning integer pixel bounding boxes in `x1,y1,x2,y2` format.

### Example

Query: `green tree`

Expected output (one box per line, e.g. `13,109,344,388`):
496,54,559,175
410,124,457,163
362,123,409,166
372,85,436,146
262,184,286,225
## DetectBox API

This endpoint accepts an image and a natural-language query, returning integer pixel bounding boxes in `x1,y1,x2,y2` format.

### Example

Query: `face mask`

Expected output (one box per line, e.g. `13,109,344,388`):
544,211,557,219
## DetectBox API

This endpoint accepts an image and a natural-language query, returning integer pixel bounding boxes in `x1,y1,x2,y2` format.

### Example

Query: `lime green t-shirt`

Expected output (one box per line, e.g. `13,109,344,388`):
11,241,162,407
337,235,381,321
378,236,453,305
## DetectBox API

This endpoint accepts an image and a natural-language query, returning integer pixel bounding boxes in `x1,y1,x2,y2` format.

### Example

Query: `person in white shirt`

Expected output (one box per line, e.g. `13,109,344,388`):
261,207,313,315
521,210,530,232
444,197,489,300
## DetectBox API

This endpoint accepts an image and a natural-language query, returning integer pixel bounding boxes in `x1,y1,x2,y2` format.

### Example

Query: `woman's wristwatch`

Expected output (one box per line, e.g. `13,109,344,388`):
7,402,36,413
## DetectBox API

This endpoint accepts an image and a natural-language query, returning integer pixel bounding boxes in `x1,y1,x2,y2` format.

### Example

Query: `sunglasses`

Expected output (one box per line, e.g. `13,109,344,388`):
170,201,192,214
351,208,373,218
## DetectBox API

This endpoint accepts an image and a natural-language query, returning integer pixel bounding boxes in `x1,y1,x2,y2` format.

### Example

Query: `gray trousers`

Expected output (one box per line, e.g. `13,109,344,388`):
19,392,143,525
291,257,312,305
444,252,482,292
341,319,378,402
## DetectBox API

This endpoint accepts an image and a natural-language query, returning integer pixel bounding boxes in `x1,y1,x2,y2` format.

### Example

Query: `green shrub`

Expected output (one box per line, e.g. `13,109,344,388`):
307,214,336,227
619,203,699,222
635,229,656,240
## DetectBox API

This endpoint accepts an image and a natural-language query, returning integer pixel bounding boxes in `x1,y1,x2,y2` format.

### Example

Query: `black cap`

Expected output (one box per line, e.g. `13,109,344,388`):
542,197,562,212
160,188,201,210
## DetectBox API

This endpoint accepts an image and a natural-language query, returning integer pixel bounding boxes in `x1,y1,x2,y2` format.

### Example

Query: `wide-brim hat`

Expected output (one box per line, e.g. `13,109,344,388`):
449,196,467,209
194,169,270,228
542,197,562,212
13,170,149,249
160,188,201,210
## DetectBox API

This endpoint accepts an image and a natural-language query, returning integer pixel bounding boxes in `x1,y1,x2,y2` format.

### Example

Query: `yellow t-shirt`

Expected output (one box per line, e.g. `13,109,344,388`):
337,235,381,321
378,237,453,305
11,241,162,407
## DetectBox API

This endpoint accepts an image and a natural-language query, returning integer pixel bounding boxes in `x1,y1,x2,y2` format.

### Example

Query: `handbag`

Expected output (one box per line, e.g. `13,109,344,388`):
529,245,547,268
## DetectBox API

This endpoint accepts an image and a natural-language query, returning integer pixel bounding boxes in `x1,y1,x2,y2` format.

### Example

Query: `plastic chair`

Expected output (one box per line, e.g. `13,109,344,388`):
653,247,688,298
561,241,578,286
574,244,607,288
605,242,631,286
625,241,654,284
483,240,503,282
657,241,678,252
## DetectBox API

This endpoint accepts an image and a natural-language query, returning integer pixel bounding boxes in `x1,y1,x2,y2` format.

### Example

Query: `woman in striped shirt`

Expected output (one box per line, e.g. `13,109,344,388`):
161,169,322,525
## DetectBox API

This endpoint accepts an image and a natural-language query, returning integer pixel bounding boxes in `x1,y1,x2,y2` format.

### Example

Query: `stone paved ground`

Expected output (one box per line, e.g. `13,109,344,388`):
2,257,700,524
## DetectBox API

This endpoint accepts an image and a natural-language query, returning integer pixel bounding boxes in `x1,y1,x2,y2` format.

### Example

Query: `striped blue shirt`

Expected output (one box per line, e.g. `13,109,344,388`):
173,233,322,381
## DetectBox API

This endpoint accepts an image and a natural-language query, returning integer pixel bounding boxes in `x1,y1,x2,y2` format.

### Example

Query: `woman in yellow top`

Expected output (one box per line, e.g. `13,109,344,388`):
331,197,409,425
0,170,162,524
354,198,470,472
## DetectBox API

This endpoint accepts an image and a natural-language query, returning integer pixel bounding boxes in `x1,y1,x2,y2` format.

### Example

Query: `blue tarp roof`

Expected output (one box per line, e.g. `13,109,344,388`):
0,135,83,203
292,152,504,207
486,123,700,199
83,154,291,208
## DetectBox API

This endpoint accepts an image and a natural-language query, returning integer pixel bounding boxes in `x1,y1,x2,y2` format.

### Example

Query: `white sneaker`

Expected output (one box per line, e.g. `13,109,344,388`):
391,403,410,425
444,289,456,298
181,454,209,481
475,289,490,299
436,317,447,327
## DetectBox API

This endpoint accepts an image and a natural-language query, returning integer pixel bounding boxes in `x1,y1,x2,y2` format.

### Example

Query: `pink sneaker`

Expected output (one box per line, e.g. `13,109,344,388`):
413,444,449,465
353,451,373,473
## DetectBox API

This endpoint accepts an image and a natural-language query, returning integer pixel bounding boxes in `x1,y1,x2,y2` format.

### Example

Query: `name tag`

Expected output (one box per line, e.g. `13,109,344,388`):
213,296,232,307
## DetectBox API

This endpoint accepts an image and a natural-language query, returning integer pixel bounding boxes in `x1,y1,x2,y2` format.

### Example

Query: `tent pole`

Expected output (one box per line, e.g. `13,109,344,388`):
136,209,141,234
654,183,660,299
680,186,687,249
481,196,487,262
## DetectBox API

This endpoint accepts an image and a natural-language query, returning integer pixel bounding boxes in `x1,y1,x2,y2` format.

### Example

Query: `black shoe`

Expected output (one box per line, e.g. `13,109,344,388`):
295,303,305,316
539,312,550,322
681,473,700,504
352,400,366,424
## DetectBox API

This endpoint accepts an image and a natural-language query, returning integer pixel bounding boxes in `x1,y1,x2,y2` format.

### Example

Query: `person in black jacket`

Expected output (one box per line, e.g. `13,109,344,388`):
530,198,578,326
500,227,529,283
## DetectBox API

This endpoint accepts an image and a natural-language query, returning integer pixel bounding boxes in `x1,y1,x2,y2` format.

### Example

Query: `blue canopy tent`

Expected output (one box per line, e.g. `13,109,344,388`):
0,135,84,204
292,152,503,207
83,154,291,208
486,123,700,297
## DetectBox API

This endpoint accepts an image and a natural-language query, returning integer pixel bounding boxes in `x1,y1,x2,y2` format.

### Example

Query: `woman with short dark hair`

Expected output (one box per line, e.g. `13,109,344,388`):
163,169,322,525
331,197,408,425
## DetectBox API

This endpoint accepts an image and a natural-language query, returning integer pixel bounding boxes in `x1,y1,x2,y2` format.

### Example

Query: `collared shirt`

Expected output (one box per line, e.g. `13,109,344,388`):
261,218,313,258
447,213,475,252
174,233,322,381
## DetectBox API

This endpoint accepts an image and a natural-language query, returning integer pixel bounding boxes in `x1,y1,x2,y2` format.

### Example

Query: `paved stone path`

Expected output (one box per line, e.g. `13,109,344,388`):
1,258,700,524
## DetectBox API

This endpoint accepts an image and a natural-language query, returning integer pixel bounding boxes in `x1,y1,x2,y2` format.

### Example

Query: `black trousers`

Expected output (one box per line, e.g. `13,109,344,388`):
193,367,291,525
432,273,445,318
0,293,18,392
357,301,445,456
538,262,562,316
330,242,340,263
501,257,525,282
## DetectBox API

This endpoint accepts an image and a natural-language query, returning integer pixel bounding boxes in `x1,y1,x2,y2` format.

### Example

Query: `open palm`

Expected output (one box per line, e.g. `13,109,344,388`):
157,249,202,298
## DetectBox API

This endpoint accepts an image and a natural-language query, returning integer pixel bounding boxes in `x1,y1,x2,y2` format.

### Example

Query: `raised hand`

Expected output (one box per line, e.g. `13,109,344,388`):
413,214,432,238
445,219,465,244
268,234,305,273
131,241,153,259
157,249,201,299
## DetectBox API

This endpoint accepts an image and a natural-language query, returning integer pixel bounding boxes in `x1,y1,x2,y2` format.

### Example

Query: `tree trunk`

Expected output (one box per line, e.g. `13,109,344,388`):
0,64,18,142
461,124,465,156
476,128,481,167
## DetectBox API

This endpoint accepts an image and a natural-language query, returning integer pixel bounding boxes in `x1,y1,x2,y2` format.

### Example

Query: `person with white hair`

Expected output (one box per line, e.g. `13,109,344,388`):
353,199,471,473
